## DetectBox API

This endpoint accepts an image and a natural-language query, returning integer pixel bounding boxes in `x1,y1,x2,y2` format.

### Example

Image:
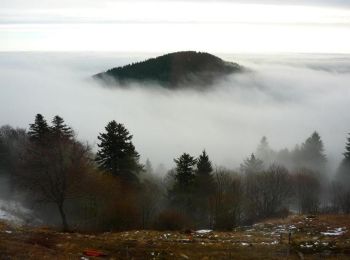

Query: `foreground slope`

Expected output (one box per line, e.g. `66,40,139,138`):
94,51,243,88
1,215,350,259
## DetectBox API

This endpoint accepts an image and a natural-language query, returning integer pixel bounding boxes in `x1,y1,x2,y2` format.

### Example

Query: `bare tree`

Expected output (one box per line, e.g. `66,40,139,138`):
293,168,321,214
244,164,292,222
18,138,91,231
213,168,243,230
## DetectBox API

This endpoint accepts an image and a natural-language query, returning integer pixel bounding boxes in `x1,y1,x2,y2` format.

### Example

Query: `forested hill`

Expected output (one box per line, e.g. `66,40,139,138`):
93,51,243,88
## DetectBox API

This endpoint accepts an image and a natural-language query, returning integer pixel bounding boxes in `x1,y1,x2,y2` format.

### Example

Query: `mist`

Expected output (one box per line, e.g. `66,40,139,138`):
1,52,350,173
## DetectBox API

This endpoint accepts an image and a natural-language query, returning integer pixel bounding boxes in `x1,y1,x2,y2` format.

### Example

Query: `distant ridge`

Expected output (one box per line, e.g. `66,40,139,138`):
93,51,243,88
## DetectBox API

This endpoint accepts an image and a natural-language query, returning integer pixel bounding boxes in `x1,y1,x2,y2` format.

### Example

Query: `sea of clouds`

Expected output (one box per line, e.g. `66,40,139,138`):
1,52,350,173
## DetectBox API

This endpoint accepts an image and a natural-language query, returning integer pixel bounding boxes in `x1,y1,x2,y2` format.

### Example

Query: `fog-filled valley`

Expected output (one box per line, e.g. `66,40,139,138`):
1,51,350,237
1,52,350,171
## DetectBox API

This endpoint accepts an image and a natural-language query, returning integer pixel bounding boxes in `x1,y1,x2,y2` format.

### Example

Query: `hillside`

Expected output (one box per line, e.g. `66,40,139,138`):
93,51,243,88
1,215,350,259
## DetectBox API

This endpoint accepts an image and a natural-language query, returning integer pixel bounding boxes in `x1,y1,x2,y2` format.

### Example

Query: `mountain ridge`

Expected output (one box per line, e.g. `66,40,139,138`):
93,51,243,88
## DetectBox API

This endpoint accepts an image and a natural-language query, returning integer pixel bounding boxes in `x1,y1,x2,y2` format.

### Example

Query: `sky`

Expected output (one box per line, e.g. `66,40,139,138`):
1,0,350,53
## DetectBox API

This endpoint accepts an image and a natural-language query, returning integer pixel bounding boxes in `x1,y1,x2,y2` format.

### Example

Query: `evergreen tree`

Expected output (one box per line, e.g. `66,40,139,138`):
173,153,197,190
240,153,264,175
51,115,73,139
299,131,327,172
28,114,50,144
170,153,197,216
337,133,350,183
196,150,213,176
343,133,350,163
95,120,141,183
256,136,274,165
194,150,215,227
144,159,154,175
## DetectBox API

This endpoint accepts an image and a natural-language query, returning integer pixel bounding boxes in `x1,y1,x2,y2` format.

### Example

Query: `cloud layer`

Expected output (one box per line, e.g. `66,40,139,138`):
0,52,350,172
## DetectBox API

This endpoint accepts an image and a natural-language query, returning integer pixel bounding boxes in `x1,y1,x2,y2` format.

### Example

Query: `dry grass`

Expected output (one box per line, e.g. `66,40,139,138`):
0,215,350,259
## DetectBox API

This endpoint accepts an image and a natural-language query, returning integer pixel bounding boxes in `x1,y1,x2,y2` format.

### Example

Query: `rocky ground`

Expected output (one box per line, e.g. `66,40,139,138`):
0,215,350,259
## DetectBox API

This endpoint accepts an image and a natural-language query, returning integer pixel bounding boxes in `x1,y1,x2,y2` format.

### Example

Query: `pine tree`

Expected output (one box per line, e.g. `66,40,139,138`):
299,131,327,172
337,133,350,182
170,153,197,215
95,120,141,183
195,150,215,197
240,153,264,175
196,150,213,176
144,159,154,175
256,136,274,165
194,150,215,227
28,114,50,144
174,153,197,190
51,115,73,139
343,133,350,163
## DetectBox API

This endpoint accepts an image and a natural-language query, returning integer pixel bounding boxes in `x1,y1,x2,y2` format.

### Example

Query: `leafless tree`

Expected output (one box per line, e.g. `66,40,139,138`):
18,138,91,231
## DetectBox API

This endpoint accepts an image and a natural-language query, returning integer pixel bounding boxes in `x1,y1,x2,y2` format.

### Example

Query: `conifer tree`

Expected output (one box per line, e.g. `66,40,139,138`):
95,120,141,183
170,153,197,215
144,159,154,175
343,133,350,163
28,114,50,144
240,153,264,175
173,153,197,190
337,133,350,182
51,115,73,139
256,136,274,165
299,131,327,172
196,150,213,176
194,150,215,227
195,150,215,198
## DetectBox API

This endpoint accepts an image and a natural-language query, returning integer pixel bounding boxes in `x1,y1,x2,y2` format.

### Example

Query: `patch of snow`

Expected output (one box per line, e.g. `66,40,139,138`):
321,227,346,236
300,243,313,248
261,241,278,245
241,242,249,246
196,229,213,234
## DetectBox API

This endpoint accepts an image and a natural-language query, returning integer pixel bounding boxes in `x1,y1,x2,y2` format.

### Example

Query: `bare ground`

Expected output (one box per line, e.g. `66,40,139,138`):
0,215,350,259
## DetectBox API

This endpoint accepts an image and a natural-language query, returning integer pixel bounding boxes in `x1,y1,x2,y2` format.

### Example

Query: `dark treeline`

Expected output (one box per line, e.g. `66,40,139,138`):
0,114,349,232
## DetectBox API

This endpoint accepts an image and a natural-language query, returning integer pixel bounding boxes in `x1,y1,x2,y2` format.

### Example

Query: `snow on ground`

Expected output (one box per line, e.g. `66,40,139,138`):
321,227,347,236
196,229,213,234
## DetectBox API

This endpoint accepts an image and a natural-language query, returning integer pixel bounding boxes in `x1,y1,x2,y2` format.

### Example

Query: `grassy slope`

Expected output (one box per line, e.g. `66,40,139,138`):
0,215,350,259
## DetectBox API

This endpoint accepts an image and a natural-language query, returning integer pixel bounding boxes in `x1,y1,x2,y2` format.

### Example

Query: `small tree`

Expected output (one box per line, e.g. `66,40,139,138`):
95,121,141,183
194,150,215,227
337,133,350,183
173,153,197,190
256,136,274,165
293,168,320,214
169,153,197,217
28,114,50,144
298,132,327,173
334,133,350,212
240,153,264,175
214,169,242,230
19,114,90,231
51,115,73,139
244,165,291,222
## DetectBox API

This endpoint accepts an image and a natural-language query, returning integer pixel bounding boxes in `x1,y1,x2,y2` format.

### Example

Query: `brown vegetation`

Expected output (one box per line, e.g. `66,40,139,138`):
1,214,350,259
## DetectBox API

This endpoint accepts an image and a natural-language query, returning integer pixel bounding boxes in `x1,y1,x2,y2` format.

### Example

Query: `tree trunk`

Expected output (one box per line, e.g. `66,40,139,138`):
58,203,69,232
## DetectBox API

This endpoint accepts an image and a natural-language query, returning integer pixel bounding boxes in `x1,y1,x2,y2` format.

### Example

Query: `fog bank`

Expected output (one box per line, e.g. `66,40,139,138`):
1,52,350,172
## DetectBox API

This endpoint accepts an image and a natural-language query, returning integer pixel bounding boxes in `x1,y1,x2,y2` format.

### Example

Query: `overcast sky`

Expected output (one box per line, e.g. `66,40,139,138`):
1,0,350,52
